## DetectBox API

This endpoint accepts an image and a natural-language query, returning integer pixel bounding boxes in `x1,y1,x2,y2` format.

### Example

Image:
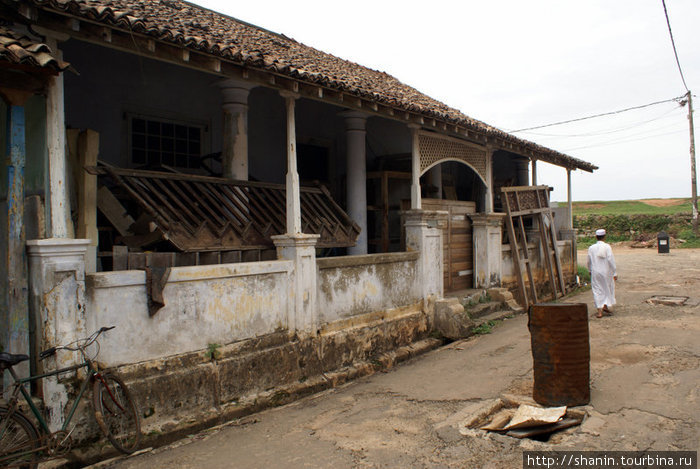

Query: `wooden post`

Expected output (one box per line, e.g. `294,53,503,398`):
567,168,573,230
4,100,30,383
45,42,71,238
77,130,99,272
409,124,422,209
687,91,698,233
281,92,301,234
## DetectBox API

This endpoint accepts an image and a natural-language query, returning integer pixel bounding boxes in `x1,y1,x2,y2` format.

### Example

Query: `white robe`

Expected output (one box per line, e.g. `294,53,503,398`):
587,241,617,309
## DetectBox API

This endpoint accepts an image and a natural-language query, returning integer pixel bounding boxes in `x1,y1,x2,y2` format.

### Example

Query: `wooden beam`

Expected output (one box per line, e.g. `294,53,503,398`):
77,129,100,272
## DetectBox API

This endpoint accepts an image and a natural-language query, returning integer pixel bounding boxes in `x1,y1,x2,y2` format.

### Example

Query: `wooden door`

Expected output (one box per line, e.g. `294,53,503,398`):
421,199,475,292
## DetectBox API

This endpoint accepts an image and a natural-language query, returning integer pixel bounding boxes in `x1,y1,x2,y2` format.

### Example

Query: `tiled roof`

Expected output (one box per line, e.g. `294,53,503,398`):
16,0,596,171
0,24,72,71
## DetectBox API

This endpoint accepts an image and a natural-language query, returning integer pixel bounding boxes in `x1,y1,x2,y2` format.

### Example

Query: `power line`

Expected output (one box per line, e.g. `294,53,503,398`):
517,106,682,138
562,129,687,152
661,0,689,92
509,96,684,133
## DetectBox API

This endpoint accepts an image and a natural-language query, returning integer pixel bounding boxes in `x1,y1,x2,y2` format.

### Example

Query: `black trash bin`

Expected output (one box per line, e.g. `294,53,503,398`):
657,231,670,254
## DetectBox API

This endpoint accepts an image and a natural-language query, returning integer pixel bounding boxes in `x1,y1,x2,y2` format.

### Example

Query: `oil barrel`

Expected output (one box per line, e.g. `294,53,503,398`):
529,302,590,406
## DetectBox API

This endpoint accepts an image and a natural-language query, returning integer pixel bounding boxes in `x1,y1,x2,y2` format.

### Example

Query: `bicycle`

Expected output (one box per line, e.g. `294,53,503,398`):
0,326,141,468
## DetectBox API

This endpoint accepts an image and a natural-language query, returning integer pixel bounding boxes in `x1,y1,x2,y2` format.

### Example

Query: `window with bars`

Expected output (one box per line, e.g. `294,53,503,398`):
130,116,204,170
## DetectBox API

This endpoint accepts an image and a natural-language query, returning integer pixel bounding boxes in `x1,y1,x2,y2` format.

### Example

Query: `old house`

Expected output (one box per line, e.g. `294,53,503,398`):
1,0,596,446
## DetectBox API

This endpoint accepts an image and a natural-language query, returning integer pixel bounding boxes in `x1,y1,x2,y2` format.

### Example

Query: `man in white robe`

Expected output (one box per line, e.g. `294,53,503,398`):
587,229,617,318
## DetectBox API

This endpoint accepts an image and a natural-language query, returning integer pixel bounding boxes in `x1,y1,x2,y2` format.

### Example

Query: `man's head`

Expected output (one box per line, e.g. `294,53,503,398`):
595,228,606,241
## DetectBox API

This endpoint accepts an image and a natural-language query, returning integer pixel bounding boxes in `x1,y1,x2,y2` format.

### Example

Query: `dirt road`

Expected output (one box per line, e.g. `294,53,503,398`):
104,247,700,468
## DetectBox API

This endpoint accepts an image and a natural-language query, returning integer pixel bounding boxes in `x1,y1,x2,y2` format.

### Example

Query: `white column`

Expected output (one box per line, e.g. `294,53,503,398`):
470,213,506,288
341,111,369,255
409,124,422,209
531,158,538,186
272,234,319,336
485,149,494,213
404,210,447,300
45,37,71,238
281,91,301,234
567,168,573,229
27,238,90,431
219,79,254,180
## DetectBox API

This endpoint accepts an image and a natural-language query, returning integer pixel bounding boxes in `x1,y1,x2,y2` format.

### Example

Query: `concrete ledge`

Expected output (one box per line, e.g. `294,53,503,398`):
70,305,433,462
87,260,293,288
317,251,419,269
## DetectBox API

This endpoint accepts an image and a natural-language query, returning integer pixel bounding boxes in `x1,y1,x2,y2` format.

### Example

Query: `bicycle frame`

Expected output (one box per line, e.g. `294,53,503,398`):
3,358,98,435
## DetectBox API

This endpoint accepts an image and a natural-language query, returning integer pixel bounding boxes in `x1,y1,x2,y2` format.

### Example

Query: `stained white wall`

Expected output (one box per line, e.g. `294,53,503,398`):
317,252,420,324
86,261,292,366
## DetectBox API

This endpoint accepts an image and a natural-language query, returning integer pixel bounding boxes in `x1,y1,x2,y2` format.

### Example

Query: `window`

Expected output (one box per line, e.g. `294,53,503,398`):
130,116,204,170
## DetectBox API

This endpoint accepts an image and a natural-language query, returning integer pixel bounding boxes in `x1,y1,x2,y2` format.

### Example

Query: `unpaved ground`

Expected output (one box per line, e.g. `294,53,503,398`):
640,198,686,207
104,247,700,468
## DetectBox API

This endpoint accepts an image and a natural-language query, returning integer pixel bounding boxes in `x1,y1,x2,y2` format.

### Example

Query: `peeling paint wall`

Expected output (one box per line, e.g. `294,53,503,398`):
86,260,293,367
316,252,420,324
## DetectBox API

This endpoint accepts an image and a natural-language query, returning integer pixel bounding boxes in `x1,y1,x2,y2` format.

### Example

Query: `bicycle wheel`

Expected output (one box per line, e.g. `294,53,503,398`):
0,406,40,469
92,373,141,454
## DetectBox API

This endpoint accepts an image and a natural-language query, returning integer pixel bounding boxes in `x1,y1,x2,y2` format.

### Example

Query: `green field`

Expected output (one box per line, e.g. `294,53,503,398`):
564,198,700,249
567,198,693,216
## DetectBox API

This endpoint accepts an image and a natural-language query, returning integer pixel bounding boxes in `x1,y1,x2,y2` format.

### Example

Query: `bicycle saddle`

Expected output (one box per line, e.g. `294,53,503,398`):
0,352,29,369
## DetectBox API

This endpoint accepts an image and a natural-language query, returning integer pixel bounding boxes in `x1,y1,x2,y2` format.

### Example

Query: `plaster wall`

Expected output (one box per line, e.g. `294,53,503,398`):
500,240,576,290
85,260,292,366
61,40,223,171
316,252,420,324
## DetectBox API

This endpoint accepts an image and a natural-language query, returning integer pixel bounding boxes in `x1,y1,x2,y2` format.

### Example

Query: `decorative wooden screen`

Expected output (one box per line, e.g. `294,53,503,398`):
91,166,360,252
501,185,566,309
418,132,488,183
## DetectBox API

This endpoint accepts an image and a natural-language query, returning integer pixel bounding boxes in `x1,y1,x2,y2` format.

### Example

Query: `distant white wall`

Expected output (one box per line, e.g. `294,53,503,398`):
86,260,292,366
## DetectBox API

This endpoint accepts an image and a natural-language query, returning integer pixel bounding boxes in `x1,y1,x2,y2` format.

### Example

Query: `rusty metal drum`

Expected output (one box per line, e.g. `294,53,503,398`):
529,302,590,406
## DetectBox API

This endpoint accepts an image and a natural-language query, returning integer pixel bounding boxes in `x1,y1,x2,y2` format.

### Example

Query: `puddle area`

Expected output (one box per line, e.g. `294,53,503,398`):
459,396,586,443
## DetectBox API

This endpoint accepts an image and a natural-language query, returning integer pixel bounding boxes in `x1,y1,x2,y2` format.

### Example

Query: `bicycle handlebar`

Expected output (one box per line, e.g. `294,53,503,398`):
39,326,115,358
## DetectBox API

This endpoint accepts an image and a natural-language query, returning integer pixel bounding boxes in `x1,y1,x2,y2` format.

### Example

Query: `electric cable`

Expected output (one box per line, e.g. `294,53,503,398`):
562,129,687,152
517,106,682,138
661,0,689,92
508,96,685,133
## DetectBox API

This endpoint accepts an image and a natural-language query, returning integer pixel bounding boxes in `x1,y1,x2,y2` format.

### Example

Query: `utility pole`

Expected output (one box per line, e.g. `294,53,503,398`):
687,91,698,233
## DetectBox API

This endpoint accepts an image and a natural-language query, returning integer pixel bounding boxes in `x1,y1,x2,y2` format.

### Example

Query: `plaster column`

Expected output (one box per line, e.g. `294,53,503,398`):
281,91,302,234
403,210,447,302
45,37,71,238
566,168,573,229
342,111,369,255
516,159,529,186
3,98,30,393
531,158,538,186
427,165,442,199
26,238,90,431
219,79,254,180
470,213,506,288
272,234,320,336
409,124,422,209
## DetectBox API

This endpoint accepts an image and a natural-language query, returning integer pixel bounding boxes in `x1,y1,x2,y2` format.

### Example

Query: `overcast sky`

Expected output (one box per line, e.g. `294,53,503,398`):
191,0,698,202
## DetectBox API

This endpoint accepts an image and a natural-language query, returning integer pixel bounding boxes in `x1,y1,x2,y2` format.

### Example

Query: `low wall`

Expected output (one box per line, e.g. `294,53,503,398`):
316,252,420,325
102,301,433,460
86,260,293,367
78,252,435,459
501,239,576,293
